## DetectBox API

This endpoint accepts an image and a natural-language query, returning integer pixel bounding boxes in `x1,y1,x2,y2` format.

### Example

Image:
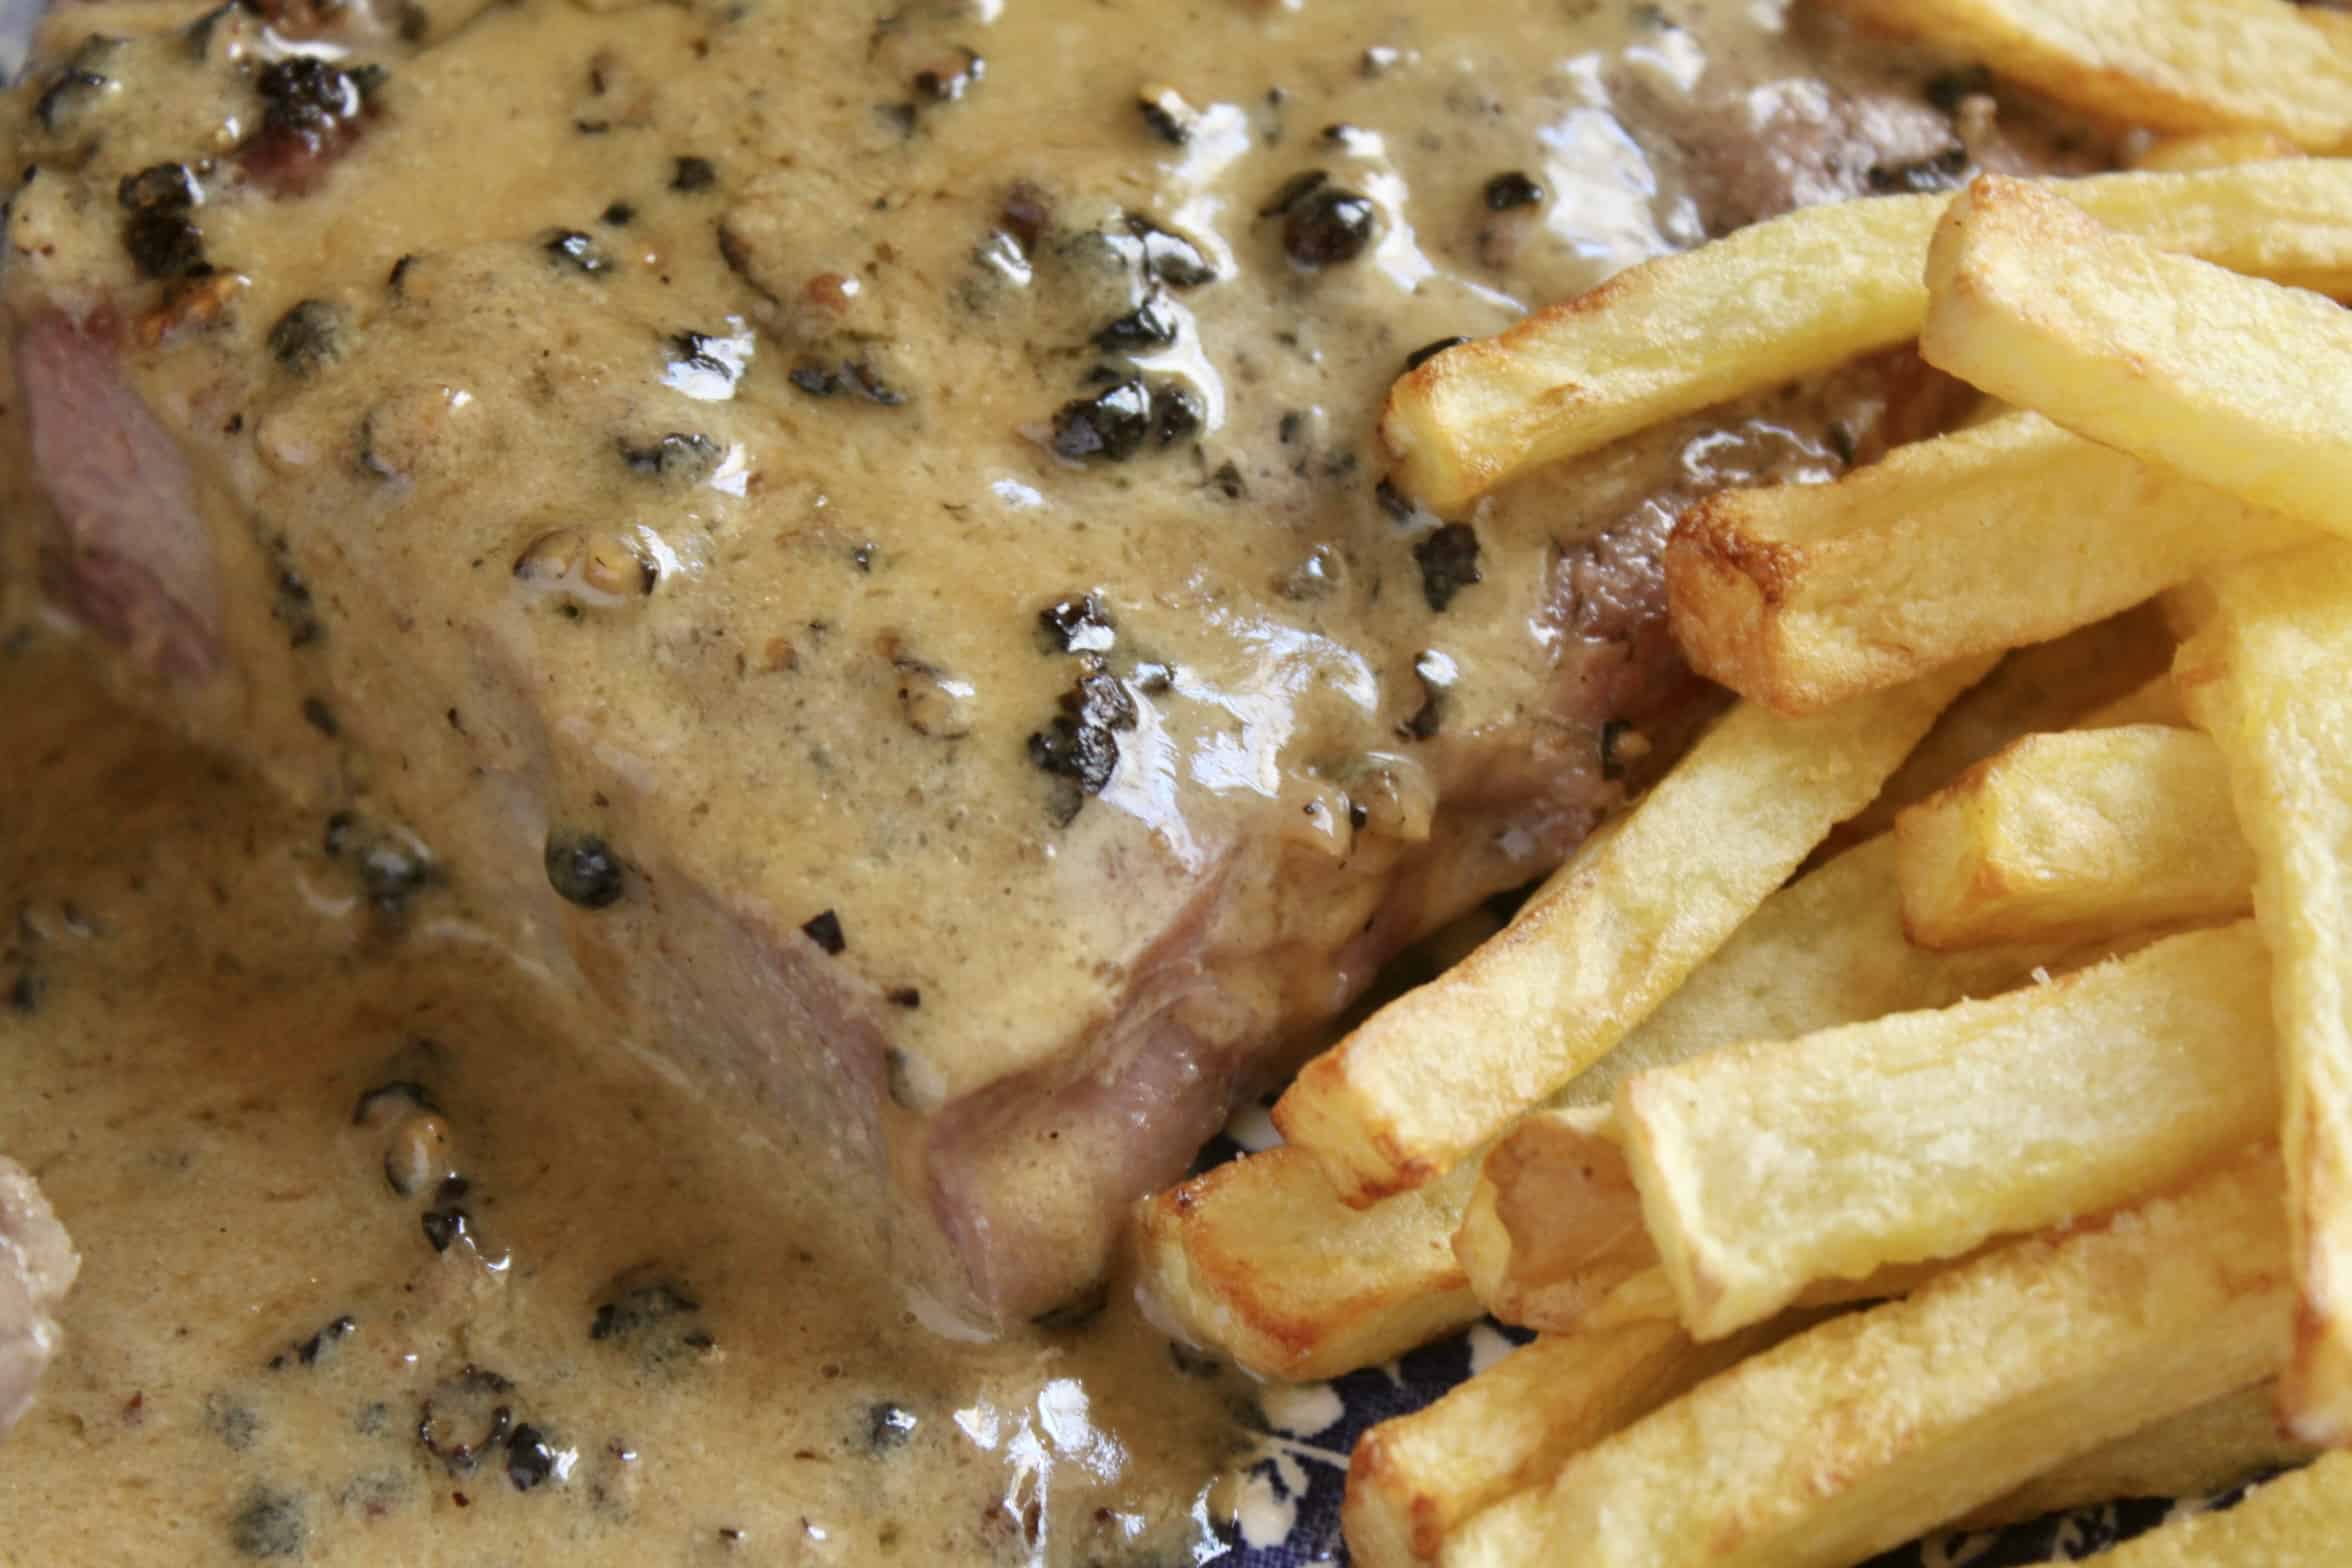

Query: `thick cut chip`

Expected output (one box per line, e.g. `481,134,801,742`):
2085,1451,2352,1566
1442,1153,2294,1568
1133,1149,1480,1382
1140,827,2064,1378
1620,923,2278,1341
1961,1380,2318,1531
1380,159,2352,512
1664,412,2308,713
2175,543,2352,1443
1923,174,2352,540
1895,724,2253,949
1342,1322,1760,1568
1834,0,2352,150
1456,1108,1650,1332
1274,662,1987,1206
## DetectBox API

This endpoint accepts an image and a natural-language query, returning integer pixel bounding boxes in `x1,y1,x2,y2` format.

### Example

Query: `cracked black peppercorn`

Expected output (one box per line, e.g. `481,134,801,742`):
1153,382,1205,445
1051,378,1155,461
268,299,354,377
802,909,846,954
1037,594,1116,653
118,162,199,213
619,431,720,483
543,229,615,276
124,209,210,281
421,1206,470,1252
669,155,717,192
506,1424,558,1491
868,1403,918,1452
1283,186,1378,268
1414,523,1483,611
257,57,362,141
1482,170,1543,211
1131,215,1215,288
1028,671,1137,805
544,831,625,909
1092,294,1178,352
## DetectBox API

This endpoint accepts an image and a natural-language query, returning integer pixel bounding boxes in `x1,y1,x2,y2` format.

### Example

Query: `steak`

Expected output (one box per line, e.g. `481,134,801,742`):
0,1,2002,1327
0,1157,75,1436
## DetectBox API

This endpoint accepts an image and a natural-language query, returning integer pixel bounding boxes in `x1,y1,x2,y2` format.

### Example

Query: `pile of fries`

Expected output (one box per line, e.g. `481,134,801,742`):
1133,6,2352,1563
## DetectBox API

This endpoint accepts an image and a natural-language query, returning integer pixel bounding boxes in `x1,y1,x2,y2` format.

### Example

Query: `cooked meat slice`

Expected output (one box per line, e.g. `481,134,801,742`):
0,1157,77,1436
0,5,2049,1327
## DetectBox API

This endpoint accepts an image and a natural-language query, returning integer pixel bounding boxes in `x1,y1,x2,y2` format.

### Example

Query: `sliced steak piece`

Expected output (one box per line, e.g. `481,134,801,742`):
0,3,2028,1327
0,1157,77,1436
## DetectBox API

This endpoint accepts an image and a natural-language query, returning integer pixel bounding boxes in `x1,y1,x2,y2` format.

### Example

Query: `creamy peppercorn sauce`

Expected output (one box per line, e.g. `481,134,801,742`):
0,0,2103,1560
0,0,2037,1330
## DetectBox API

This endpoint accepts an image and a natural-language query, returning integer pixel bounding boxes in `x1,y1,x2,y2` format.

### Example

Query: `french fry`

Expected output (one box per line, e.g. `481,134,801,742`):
1894,725,2252,950
1832,0,2352,150
1441,1153,2294,1568
1132,1148,1481,1382
1922,174,2352,540
1379,159,2352,512
2084,1451,2352,1566
2174,543,2352,1444
1343,1321,1761,1568
1620,922,2278,1341
1663,412,2307,713
1141,825,2070,1378
1824,606,2176,856
1456,828,2077,1330
2133,129,2305,173
1273,662,1988,1207
1455,1108,1649,1332
1961,1380,2319,1530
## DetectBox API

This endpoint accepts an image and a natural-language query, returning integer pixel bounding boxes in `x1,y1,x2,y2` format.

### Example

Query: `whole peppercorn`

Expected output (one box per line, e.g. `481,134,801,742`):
544,831,625,908
1482,170,1544,211
1283,187,1377,268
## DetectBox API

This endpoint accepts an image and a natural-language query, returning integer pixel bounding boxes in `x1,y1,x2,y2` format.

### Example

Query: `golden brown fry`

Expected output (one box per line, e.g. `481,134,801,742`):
1343,1322,1759,1568
1621,923,2278,1340
2083,1451,2352,1566
1142,824,2071,1377
1379,160,2352,512
1923,174,2352,539
1961,1380,2318,1531
1274,663,1986,1207
2175,543,2352,1443
1458,827,2073,1328
1894,725,2251,950
1663,412,2305,714
1133,1149,1480,1382
1442,1153,2294,1568
1833,0,2352,149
